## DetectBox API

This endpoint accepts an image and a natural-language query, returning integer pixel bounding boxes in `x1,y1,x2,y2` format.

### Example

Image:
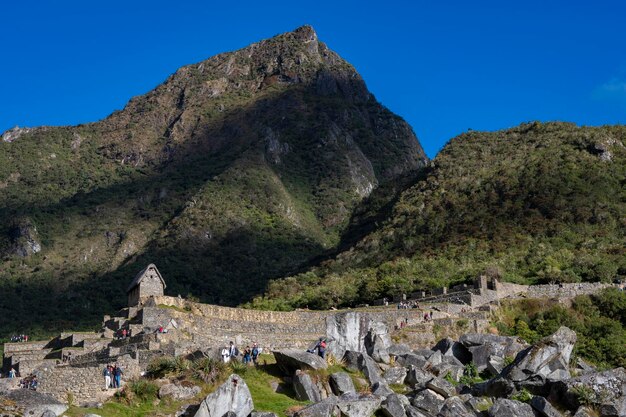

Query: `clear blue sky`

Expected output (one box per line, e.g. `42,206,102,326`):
2,1,626,157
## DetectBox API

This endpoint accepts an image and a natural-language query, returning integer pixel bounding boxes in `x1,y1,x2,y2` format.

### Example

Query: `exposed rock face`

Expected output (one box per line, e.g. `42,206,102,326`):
383,366,407,385
380,393,407,417
294,397,338,417
1,126,34,142
410,389,445,415
432,338,472,365
326,312,390,361
273,350,328,374
194,374,253,417
529,396,563,417
6,218,42,257
437,396,476,417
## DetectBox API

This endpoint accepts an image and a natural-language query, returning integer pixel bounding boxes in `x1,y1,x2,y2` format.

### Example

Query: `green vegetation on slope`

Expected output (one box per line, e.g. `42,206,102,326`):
252,122,626,310
497,287,626,369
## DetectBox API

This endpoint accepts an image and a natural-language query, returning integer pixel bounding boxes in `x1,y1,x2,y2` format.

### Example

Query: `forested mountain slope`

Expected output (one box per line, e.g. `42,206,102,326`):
253,122,626,309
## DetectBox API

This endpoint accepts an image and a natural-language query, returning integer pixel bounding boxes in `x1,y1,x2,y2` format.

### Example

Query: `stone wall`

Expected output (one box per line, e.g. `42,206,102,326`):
526,283,613,299
36,354,141,404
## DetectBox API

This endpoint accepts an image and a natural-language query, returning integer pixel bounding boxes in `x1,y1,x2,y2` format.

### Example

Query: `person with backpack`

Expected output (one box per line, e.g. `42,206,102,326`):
251,342,260,366
313,338,327,359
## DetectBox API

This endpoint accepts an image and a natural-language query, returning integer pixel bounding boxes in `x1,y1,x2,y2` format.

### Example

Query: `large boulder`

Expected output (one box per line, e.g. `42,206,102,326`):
274,350,328,374
388,344,412,357
425,377,456,398
405,366,433,390
396,353,428,370
410,389,445,415
438,396,477,417
487,398,535,417
330,372,356,395
432,338,472,364
325,312,390,361
552,367,626,416
364,320,391,364
293,371,322,402
336,392,382,417
383,367,407,385
6,389,67,417
357,353,384,385
194,374,253,417
502,327,576,393
459,333,528,373
380,393,407,417
529,396,563,417
294,397,338,417
159,382,202,400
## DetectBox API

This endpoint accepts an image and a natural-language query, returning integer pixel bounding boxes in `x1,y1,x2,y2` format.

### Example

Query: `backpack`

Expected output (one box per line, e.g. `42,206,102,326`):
252,347,259,357
234,347,240,357
320,340,327,349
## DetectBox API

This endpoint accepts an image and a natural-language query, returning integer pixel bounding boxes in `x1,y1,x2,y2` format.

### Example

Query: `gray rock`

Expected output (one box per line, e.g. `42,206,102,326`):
358,352,384,385
371,381,395,397
431,363,464,382
460,333,528,373
438,396,476,417
84,414,103,417
480,327,577,396
398,353,428,370
194,374,253,417
383,366,408,385
343,350,361,372
405,366,433,390
365,320,392,364
293,371,322,402
465,396,494,415
432,338,472,364
388,344,412,357
425,351,443,368
330,372,356,395
487,355,505,376
425,377,455,398
413,349,435,359
404,405,429,417
250,413,278,417
554,367,626,416
336,392,382,417
294,397,338,417
326,312,390,361
530,396,563,417
572,407,593,417
381,393,407,417
274,349,328,374
487,398,535,417
159,382,202,400
41,411,58,417
410,388,445,415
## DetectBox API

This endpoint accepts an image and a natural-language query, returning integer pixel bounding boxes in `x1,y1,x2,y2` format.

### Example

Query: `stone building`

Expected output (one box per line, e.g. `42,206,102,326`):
126,264,166,306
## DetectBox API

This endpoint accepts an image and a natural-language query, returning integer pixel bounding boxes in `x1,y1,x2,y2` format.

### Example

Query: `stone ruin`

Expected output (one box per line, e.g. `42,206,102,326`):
0,264,615,406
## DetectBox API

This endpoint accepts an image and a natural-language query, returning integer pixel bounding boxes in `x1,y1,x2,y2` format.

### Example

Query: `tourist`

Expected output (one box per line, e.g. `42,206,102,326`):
243,346,252,365
228,341,239,360
221,346,230,363
114,364,123,388
9,368,16,379
251,342,260,366
313,338,327,359
430,311,433,320
30,376,38,390
102,365,112,390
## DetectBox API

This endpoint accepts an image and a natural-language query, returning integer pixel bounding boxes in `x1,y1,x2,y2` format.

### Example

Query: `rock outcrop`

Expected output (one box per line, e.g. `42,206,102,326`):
194,374,253,417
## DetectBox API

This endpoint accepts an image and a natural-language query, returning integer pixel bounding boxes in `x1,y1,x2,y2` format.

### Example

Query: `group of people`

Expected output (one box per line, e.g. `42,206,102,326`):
220,341,261,365
18,374,38,390
397,301,420,309
10,335,29,343
102,364,123,390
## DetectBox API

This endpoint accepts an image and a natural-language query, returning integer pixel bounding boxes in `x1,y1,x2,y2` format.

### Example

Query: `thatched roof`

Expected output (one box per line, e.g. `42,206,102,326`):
126,264,166,293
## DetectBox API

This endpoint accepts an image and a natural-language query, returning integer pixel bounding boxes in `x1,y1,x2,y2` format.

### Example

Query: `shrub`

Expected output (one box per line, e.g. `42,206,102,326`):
192,357,225,383
571,384,597,407
510,388,532,403
128,379,159,402
146,357,176,378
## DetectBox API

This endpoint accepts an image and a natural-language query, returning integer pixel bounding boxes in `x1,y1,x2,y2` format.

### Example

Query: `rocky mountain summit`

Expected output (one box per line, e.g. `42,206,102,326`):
0,25,426,335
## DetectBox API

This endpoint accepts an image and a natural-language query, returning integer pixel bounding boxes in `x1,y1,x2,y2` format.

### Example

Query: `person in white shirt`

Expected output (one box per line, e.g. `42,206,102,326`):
221,346,230,363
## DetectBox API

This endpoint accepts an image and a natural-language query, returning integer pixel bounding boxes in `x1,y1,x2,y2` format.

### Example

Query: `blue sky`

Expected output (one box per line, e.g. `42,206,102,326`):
2,1,625,157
